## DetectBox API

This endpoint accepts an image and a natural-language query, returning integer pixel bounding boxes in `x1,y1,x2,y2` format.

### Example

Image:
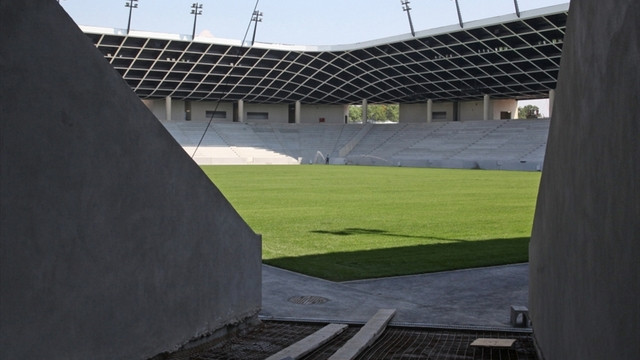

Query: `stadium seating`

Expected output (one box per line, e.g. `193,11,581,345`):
162,119,550,170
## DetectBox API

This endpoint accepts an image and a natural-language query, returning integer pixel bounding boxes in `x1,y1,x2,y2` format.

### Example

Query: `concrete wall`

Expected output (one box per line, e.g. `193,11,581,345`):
458,99,517,121
491,99,517,120
529,1,639,359
400,102,453,122
0,2,261,359
149,99,516,124
431,102,454,121
300,104,348,124
144,98,188,122
146,97,515,124
244,103,289,123
148,100,349,124
459,100,485,120
144,99,168,121
146,99,236,123
190,101,234,122
399,102,429,123
401,100,516,122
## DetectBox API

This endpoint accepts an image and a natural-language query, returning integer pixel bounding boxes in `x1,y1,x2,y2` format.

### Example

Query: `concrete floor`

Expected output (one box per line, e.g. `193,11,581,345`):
260,263,529,329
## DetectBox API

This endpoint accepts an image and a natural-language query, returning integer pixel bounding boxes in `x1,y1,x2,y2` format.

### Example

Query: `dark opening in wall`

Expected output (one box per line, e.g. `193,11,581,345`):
247,112,269,120
185,101,192,121
206,110,227,119
432,111,447,120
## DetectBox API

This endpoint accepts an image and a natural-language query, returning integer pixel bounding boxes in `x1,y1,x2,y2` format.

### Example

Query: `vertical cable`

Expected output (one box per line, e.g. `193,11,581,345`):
191,0,261,158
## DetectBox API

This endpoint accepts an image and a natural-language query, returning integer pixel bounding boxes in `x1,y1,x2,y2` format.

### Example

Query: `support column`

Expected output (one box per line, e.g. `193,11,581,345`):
295,100,301,124
483,94,491,120
165,96,172,121
453,101,459,121
362,99,368,123
237,100,244,123
548,89,556,118
427,99,433,123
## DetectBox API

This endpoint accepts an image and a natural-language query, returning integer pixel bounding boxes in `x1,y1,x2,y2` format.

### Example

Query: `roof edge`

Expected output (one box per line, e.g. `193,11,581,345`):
80,3,569,52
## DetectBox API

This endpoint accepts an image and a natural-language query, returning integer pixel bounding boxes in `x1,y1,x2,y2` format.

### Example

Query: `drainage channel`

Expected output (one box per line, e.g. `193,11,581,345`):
288,295,330,305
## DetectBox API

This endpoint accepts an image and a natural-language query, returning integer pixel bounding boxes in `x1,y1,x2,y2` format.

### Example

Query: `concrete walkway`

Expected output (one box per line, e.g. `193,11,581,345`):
261,263,529,330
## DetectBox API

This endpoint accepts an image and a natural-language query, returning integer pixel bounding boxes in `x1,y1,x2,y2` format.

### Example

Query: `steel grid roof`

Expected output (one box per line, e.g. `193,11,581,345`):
84,4,568,104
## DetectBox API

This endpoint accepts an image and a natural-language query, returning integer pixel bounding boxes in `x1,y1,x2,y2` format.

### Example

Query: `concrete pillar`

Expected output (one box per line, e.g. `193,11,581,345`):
548,89,556,118
427,99,433,123
453,101,459,121
483,94,491,120
295,100,301,124
362,99,368,123
237,100,244,123
165,96,172,121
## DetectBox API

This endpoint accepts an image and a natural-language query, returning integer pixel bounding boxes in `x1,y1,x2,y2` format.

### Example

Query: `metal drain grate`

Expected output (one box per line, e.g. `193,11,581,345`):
185,321,539,360
287,295,329,305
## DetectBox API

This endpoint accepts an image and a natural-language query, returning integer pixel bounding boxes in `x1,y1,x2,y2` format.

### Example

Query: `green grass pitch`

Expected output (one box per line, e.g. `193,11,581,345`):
202,165,541,281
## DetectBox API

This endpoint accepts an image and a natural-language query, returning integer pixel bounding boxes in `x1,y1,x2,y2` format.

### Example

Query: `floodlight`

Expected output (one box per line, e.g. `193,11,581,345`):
401,0,416,37
191,2,204,39
251,10,263,46
125,0,139,34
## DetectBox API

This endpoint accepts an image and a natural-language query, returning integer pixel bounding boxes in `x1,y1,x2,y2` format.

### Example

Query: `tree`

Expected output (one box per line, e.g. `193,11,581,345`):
348,104,400,122
368,104,388,121
371,104,399,122
518,104,541,119
348,105,362,122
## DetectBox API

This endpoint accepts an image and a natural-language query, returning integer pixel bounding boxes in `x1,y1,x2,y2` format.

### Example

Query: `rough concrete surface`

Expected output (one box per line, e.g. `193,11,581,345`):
529,0,640,359
261,263,529,328
0,1,261,359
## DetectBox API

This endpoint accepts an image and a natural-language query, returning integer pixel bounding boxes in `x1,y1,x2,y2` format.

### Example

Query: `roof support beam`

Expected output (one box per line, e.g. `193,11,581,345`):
483,94,491,120
295,100,301,124
549,89,555,118
237,100,244,122
165,96,172,121
362,99,368,123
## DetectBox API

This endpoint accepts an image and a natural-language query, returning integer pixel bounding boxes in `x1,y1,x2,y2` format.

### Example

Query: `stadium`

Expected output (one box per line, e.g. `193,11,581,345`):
2,1,638,360
79,4,568,170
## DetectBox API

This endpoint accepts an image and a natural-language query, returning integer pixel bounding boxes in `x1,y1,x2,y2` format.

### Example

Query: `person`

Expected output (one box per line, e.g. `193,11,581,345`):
325,154,330,164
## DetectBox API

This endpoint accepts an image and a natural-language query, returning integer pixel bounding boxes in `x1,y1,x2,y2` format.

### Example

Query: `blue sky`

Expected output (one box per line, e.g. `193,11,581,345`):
60,0,567,46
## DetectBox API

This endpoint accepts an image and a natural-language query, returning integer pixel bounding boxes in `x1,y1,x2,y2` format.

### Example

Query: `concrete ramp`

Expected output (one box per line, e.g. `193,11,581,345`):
328,309,396,360
0,1,261,360
265,323,348,360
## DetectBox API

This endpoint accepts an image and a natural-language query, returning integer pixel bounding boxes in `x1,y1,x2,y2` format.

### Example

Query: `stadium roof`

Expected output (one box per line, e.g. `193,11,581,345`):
84,3,568,105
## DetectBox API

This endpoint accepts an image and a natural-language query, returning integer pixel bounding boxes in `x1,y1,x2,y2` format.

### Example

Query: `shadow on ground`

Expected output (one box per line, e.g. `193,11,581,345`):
265,236,529,281
311,227,475,242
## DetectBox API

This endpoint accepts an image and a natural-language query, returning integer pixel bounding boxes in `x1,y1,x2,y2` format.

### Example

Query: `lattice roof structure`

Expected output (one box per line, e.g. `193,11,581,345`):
83,3,568,105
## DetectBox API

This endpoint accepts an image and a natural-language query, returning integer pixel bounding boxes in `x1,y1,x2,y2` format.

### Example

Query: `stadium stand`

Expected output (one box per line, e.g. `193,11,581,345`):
162,119,549,170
